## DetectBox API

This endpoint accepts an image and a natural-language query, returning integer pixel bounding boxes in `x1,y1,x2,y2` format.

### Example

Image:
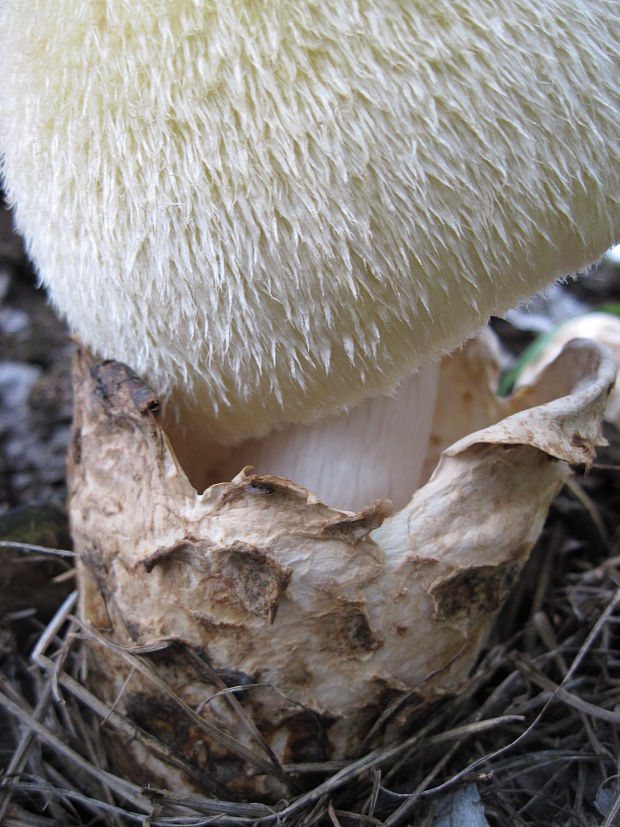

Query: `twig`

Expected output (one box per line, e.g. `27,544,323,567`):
30,590,78,664
0,540,75,557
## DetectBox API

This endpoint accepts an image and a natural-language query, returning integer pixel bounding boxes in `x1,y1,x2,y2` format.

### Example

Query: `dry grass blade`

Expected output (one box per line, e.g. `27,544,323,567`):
4,777,154,824
84,628,286,779
515,659,620,723
0,688,152,813
140,787,274,819
0,541,75,558
601,787,620,827
30,589,78,663
0,676,55,823
184,647,286,778
253,716,520,825
562,587,620,682
34,652,238,798
564,478,611,548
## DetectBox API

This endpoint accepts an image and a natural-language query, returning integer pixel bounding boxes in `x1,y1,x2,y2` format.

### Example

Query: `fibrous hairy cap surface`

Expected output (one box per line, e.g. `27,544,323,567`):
0,0,618,446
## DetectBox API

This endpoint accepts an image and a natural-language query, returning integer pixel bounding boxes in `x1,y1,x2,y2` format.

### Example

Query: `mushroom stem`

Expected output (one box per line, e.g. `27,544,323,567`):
221,363,440,511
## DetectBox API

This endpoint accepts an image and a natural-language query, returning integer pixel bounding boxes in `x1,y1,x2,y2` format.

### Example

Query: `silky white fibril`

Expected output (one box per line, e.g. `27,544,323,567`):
0,1,618,502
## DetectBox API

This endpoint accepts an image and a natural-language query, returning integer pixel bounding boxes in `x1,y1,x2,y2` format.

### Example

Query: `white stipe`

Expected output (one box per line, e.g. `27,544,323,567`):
222,363,439,512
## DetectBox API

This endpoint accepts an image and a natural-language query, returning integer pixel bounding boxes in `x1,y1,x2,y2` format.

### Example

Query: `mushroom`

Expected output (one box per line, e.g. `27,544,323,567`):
0,0,618,800
0,1,618,511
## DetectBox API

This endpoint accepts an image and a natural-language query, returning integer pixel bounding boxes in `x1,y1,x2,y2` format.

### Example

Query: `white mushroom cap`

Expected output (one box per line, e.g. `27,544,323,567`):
0,1,618,451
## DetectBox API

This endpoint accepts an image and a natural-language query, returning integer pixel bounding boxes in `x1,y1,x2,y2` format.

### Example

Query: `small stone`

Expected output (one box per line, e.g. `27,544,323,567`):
0,306,29,335
0,362,41,408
